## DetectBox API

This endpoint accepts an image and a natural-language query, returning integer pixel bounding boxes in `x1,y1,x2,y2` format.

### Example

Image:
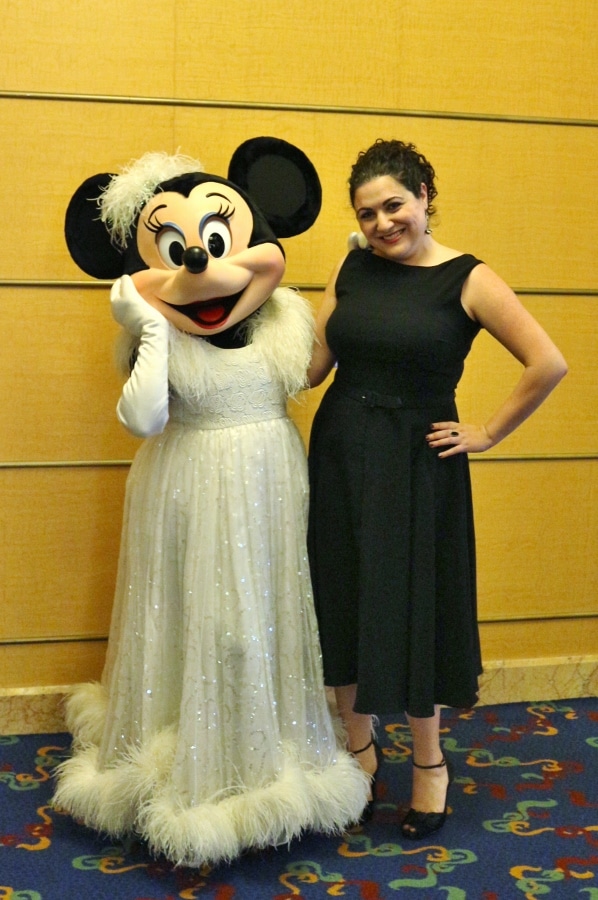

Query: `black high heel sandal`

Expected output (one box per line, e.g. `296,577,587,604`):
352,738,382,824
401,754,454,840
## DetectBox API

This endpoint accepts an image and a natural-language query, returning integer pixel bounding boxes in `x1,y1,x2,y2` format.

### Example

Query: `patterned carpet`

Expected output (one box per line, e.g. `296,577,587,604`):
2,697,598,899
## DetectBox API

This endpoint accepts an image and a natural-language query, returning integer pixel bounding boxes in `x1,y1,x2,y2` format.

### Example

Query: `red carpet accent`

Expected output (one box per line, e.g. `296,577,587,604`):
2,698,597,898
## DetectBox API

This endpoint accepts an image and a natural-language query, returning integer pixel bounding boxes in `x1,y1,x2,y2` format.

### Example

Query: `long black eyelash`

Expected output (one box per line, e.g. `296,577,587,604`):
216,201,235,220
143,204,168,234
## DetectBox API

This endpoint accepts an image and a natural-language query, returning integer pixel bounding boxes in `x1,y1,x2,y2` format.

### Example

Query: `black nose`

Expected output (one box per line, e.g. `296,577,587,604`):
182,246,209,274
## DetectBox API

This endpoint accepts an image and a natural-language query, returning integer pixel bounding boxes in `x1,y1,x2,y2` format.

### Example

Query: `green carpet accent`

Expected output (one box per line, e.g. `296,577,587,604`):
2,698,597,898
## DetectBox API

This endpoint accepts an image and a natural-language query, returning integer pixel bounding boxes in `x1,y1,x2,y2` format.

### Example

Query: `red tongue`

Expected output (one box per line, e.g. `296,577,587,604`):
197,304,226,324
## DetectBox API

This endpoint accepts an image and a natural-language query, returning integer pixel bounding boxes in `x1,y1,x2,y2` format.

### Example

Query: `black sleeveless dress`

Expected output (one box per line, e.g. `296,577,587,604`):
308,249,484,717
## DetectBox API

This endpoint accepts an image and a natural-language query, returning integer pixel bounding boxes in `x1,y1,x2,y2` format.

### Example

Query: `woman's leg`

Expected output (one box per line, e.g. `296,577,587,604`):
334,684,377,786
405,706,449,814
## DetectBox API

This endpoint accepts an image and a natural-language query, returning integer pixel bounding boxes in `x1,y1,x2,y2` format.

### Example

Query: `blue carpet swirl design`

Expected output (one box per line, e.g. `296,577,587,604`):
1,698,597,898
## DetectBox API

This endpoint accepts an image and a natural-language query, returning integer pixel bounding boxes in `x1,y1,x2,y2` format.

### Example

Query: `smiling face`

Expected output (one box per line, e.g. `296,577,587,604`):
353,175,430,265
130,180,285,335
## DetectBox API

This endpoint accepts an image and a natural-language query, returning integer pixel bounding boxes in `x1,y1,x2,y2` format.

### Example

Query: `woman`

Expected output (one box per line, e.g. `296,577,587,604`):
307,139,567,840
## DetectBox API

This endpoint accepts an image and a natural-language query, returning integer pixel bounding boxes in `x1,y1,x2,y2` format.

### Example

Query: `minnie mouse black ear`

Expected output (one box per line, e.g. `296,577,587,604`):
65,174,125,279
227,137,321,238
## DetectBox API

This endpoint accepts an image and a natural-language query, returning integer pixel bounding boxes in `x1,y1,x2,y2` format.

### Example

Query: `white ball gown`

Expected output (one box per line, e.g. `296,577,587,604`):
53,282,368,867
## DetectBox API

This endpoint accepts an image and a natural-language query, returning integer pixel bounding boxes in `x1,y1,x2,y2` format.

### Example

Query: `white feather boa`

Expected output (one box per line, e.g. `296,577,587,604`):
115,286,314,404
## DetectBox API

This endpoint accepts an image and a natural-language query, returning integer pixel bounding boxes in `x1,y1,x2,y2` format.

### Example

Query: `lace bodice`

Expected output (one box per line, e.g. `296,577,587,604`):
168,340,287,429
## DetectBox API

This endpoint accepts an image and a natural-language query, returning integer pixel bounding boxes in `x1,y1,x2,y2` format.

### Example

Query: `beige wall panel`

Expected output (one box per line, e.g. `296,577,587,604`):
0,641,106,689
0,467,127,641
458,297,596,457
471,460,596,621
1,0,177,98
479,618,598,662
1,102,596,290
0,100,178,279
3,1,596,120
0,287,141,462
290,376,334,451
176,0,598,120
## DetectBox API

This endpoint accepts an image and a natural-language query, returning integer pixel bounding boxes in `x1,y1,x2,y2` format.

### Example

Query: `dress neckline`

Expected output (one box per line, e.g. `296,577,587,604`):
366,249,467,270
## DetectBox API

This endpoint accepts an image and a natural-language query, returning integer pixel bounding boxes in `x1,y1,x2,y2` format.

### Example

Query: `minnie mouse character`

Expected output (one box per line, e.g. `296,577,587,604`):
54,138,368,866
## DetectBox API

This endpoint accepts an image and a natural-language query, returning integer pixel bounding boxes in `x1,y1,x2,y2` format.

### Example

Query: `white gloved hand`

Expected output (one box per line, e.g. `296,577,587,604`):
111,273,167,335
111,276,170,438
347,231,369,251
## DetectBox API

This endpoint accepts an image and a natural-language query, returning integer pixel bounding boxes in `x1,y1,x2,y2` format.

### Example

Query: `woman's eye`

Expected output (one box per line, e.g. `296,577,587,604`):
201,218,232,259
156,227,186,269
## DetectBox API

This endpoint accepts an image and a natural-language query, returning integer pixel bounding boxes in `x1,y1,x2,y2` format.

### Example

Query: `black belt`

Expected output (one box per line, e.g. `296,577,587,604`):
334,381,454,410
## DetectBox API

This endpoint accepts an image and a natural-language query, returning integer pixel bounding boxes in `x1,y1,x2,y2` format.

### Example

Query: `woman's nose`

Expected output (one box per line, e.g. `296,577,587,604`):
376,212,394,232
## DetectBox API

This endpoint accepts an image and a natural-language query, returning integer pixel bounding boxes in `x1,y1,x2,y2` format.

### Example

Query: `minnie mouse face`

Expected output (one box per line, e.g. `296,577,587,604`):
130,177,285,336
64,138,322,338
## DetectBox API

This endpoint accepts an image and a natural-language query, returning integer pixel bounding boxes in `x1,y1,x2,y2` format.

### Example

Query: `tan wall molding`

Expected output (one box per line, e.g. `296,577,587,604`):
3,279,598,295
2,455,596,470
2,89,598,129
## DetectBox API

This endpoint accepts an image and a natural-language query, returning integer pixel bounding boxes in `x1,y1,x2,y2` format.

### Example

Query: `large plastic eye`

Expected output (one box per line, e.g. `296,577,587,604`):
156,226,187,269
201,218,232,259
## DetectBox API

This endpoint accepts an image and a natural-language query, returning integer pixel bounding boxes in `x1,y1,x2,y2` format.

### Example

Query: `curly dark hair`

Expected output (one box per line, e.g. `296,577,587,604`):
348,139,438,218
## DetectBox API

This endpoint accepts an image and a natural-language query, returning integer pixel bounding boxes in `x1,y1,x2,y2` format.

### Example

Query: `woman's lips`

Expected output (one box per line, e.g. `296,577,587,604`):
381,229,403,243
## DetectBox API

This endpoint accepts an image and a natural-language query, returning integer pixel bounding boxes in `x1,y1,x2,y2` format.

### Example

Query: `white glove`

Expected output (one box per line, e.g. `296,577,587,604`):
111,276,170,438
348,231,369,251
111,273,167,335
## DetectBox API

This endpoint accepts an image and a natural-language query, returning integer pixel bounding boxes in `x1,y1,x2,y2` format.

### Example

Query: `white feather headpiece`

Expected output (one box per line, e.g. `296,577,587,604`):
99,151,205,248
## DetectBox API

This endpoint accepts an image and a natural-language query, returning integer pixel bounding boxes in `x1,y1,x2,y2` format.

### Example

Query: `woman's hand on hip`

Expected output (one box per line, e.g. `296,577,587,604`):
426,422,494,457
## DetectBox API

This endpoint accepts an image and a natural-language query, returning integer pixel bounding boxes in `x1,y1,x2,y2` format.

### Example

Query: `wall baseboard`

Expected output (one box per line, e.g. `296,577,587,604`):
477,655,598,707
0,685,71,736
1,656,597,735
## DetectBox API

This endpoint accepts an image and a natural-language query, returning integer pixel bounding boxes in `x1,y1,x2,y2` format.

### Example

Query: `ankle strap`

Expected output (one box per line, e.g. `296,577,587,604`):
412,756,446,769
351,739,374,755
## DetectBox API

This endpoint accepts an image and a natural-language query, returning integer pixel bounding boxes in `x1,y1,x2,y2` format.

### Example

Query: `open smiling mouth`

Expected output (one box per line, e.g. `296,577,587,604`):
168,290,243,330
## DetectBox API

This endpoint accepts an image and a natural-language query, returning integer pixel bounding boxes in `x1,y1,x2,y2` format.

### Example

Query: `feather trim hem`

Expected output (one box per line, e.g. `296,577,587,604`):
53,684,369,867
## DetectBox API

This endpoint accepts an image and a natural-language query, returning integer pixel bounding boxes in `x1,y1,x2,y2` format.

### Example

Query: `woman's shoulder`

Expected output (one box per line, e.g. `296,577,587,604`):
429,242,483,267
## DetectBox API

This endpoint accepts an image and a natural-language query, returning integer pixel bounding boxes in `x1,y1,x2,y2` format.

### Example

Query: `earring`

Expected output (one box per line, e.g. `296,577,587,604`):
425,212,432,235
